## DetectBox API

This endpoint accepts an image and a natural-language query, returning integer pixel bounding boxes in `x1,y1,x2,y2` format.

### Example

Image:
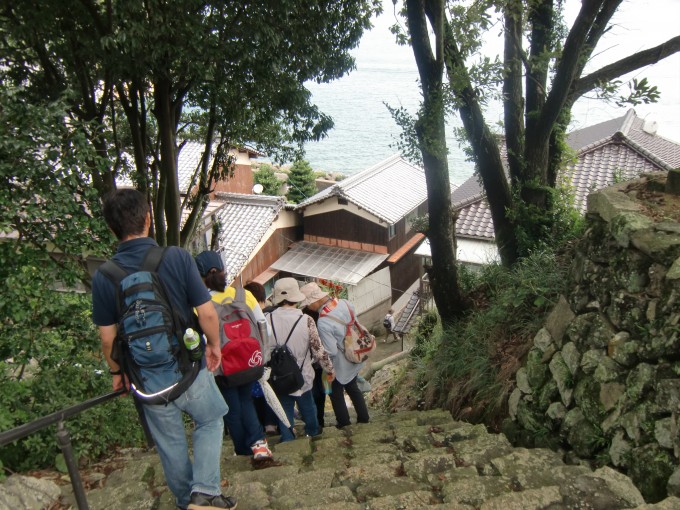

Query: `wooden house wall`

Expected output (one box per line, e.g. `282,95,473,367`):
238,225,302,283
389,249,421,302
212,163,254,196
305,210,386,245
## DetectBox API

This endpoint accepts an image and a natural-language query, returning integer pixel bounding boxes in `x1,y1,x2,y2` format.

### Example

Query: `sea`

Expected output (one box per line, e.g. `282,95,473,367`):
297,0,680,187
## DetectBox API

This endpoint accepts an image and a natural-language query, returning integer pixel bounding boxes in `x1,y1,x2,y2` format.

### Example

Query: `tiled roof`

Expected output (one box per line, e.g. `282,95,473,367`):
298,155,428,224
566,135,671,213
455,200,495,240
177,142,212,194
453,109,680,240
210,193,285,281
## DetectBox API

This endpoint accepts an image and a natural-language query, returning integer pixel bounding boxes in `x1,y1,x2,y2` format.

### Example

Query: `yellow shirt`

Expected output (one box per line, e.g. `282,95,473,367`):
209,286,259,311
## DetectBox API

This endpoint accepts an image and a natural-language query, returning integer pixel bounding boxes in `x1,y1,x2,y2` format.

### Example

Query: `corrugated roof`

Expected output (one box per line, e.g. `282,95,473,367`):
210,193,285,281
270,241,388,286
298,155,428,224
452,109,680,240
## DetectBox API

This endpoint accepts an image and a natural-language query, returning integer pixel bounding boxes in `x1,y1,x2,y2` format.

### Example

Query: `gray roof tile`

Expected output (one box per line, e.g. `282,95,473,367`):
210,193,285,280
298,155,429,224
453,109,680,240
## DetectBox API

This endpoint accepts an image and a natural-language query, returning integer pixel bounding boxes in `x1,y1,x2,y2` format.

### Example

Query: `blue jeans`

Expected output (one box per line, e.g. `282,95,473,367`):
142,368,228,509
277,390,319,442
216,380,265,455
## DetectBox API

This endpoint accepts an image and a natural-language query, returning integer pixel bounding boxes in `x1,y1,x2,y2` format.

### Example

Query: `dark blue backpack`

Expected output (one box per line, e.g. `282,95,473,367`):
99,247,200,405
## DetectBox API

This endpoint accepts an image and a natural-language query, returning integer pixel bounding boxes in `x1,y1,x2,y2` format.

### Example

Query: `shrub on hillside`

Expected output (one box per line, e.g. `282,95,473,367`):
411,248,571,428
0,291,144,474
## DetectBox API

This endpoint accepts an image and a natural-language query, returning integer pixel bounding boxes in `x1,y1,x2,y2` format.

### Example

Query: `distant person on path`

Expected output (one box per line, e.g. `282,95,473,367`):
301,282,370,428
195,251,273,461
265,278,334,441
383,308,399,343
91,189,236,510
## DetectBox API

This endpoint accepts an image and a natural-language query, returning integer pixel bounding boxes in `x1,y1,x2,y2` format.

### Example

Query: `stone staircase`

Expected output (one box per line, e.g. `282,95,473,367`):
10,409,676,509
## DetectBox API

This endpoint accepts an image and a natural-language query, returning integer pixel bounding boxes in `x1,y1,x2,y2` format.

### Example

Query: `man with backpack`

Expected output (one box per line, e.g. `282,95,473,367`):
194,250,273,461
91,189,236,510
300,282,370,428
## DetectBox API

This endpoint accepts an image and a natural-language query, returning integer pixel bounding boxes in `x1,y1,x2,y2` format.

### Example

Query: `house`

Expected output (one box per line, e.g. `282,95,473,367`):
184,192,300,297
436,109,680,266
268,154,429,325
177,141,265,196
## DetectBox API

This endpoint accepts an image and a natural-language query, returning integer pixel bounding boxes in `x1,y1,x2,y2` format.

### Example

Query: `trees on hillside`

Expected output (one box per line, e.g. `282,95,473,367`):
399,0,680,321
253,164,284,196
1,0,381,249
286,159,319,204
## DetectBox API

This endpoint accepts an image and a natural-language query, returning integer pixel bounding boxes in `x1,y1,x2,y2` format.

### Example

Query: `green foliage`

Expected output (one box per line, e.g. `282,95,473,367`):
413,248,569,423
410,311,440,359
0,86,113,288
1,0,381,244
597,77,661,108
253,164,283,196
0,291,143,472
509,182,586,259
286,159,318,204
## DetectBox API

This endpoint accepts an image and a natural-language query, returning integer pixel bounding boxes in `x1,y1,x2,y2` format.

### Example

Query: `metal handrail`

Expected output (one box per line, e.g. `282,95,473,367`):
0,389,123,446
0,389,152,510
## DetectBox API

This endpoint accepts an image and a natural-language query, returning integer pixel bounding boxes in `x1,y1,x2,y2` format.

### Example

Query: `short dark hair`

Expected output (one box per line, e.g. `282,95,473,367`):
102,189,149,240
244,281,266,303
204,269,227,293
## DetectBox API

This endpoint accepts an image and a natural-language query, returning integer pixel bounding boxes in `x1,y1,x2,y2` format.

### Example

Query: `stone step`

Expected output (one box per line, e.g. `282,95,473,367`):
4,409,680,509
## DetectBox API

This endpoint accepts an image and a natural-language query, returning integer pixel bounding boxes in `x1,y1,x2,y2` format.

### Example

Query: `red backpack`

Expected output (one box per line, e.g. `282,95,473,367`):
213,286,265,387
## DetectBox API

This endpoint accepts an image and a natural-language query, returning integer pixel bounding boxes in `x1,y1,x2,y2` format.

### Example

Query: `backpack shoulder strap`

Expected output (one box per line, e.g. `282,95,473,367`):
141,246,165,272
322,313,346,327
269,311,279,344
283,315,304,346
97,260,128,316
235,285,246,304
98,260,128,287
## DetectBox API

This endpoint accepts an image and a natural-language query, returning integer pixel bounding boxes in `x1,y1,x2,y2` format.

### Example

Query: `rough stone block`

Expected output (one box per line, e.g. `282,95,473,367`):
533,327,554,352
441,476,513,508
609,430,632,467
600,382,626,412
0,475,61,510
544,296,575,346
611,212,655,248
549,352,574,407
561,342,581,375
581,349,606,375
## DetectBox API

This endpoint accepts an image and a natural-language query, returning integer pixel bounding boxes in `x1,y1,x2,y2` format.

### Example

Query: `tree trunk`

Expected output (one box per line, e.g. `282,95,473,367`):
442,24,519,266
154,78,181,246
406,0,466,322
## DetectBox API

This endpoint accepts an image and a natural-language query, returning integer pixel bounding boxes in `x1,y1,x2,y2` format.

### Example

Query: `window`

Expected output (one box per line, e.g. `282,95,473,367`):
388,223,396,239
338,197,348,205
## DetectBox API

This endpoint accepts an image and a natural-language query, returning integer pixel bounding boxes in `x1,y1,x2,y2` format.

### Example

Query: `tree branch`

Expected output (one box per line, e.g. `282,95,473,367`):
570,35,680,102
537,0,605,144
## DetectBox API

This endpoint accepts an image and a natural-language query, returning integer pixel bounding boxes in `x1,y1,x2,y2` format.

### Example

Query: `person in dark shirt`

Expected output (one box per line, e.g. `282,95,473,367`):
91,189,236,510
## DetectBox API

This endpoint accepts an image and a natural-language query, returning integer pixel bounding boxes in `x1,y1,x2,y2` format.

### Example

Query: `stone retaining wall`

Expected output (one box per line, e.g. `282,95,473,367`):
504,176,680,503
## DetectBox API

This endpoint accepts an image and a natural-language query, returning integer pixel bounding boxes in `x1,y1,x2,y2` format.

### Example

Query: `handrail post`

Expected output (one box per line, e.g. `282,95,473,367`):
56,421,89,510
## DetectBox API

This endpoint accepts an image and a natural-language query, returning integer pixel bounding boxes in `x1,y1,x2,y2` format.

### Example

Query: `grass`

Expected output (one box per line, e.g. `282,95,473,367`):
411,247,571,429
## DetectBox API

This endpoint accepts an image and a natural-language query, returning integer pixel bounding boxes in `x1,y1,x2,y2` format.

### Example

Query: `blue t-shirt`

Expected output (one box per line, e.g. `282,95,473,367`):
91,237,210,327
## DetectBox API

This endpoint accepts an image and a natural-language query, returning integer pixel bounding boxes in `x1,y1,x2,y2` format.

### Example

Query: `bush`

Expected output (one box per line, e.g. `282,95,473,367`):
0,291,144,474
412,248,570,427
